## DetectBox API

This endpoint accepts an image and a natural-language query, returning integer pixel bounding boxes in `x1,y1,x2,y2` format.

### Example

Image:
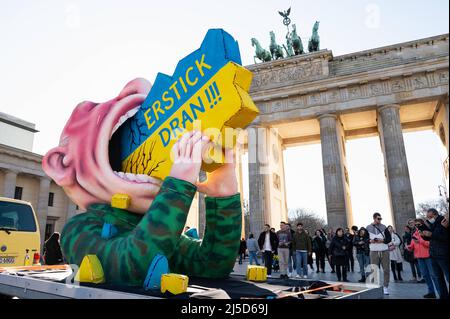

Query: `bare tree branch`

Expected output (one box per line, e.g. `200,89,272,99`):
288,207,328,233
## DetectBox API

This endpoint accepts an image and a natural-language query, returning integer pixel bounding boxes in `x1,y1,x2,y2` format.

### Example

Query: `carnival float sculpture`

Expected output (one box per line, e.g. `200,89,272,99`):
42,29,259,287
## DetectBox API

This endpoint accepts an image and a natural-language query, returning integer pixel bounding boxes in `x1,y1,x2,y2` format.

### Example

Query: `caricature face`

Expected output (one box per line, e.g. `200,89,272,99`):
42,78,162,214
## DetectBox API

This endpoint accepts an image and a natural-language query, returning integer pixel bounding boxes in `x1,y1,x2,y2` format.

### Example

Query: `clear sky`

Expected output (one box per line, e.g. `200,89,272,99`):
1,0,448,227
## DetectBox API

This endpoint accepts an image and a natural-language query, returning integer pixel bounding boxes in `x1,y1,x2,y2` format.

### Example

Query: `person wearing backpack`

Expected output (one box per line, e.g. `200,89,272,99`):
366,212,391,295
246,233,261,266
387,225,404,282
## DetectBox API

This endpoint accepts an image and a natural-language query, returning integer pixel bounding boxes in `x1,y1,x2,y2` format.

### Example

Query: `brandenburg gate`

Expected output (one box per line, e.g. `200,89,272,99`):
244,33,449,234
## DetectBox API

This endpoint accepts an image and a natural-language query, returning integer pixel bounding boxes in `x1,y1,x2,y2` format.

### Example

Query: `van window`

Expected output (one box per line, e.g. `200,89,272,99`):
0,201,37,232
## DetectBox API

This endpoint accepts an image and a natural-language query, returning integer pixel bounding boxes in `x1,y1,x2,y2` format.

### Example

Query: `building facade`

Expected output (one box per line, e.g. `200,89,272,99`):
246,33,449,233
0,112,83,250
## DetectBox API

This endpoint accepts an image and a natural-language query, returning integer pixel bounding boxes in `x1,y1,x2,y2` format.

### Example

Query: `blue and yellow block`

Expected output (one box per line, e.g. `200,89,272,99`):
114,29,259,180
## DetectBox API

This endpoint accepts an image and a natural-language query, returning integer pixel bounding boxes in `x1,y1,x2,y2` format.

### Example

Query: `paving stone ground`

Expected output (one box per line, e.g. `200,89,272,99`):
232,256,433,299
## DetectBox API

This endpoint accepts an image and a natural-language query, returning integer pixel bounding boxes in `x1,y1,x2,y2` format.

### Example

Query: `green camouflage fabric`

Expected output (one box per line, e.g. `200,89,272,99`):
61,176,242,286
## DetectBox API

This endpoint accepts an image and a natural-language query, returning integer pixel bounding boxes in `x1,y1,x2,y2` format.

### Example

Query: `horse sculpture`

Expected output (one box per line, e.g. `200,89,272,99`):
308,21,320,52
269,31,284,60
251,38,272,63
291,24,304,55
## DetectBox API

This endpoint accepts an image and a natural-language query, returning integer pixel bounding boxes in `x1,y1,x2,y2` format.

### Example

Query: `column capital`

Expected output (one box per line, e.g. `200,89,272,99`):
378,104,400,113
39,177,51,185
4,169,19,176
317,113,338,121
247,124,266,129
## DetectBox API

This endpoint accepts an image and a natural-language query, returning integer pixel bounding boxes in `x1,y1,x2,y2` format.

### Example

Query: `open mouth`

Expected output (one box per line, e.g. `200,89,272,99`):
108,104,157,184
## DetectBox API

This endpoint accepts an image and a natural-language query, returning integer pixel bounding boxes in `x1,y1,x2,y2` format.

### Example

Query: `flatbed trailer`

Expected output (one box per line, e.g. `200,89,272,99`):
0,266,383,299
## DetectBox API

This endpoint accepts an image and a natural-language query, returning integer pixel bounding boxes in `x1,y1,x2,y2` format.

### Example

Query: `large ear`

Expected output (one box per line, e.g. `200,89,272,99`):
42,147,75,187
118,78,152,99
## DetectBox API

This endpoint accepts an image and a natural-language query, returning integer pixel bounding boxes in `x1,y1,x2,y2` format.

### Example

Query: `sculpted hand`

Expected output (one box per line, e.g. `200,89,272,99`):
196,148,238,197
169,131,210,184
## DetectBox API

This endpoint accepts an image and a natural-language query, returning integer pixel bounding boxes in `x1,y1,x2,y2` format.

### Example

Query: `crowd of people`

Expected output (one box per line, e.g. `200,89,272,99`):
240,209,449,298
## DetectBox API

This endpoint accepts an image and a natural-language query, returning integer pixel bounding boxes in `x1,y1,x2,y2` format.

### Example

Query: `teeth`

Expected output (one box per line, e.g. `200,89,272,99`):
111,105,141,136
136,174,151,182
113,171,154,183
126,107,140,118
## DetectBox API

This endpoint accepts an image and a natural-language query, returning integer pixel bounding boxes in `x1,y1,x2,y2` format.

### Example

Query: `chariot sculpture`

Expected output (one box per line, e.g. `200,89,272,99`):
251,8,320,63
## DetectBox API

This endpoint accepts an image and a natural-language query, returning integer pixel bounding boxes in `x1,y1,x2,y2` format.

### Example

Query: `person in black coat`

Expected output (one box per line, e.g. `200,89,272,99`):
288,224,296,275
423,209,449,299
238,238,247,264
344,227,355,272
312,230,327,273
43,232,64,265
329,228,350,282
258,224,279,276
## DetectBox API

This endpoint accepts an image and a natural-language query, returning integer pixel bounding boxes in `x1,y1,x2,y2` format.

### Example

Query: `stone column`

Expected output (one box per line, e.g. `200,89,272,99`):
441,95,449,153
377,104,415,229
247,126,287,235
444,96,449,184
36,177,51,250
198,170,207,238
318,114,353,228
235,145,245,238
247,126,269,236
3,170,18,198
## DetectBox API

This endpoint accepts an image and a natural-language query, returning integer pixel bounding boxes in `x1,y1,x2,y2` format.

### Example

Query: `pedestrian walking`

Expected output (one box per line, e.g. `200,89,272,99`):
329,228,350,282
258,224,279,278
246,233,260,265
238,238,247,264
366,212,391,295
276,222,292,279
353,227,370,282
312,229,327,273
292,223,312,279
305,229,314,271
344,227,355,272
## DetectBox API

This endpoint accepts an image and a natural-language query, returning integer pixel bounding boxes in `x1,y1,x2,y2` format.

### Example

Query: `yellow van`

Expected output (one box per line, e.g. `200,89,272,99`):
0,197,41,267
